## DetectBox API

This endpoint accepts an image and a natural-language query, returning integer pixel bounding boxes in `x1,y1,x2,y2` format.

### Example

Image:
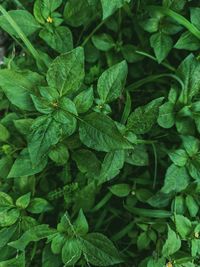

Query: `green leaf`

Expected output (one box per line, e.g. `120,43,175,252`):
34,0,62,23
162,226,181,257
97,61,128,103
147,191,171,208
140,18,159,33
14,119,34,136
74,209,89,235
127,97,164,134
92,33,115,51
64,0,99,27
31,95,54,114
0,253,25,267
150,32,173,63
39,86,60,102
172,195,185,214
51,233,66,254
73,182,97,212
168,149,188,166
49,143,69,165
190,7,200,31
177,54,200,102
163,0,186,11
0,70,43,111
0,10,40,37
125,144,149,166
39,26,73,54
161,164,190,193
62,239,81,266
42,244,62,267
185,195,199,217
109,183,131,197
0,208,20,227
137,232,150,250
157,101,175,128
174,31,200,51
74,87,94,113
191,239,199,257
53,97,77,125
101,0,131,20
79,113,132,152
0,156,13,179
47,47,84,97
82,233,123,266
0,123,10,142
72,149,101,177
0,192,13,207
8,148,47,178
28,116,61,166
121,44,144,63
147,257,165,267
9,224,56,251
174,214,192,239
16,192,31,209
27,198,52,214
181,135,199,157
97,150,125,185
0,224,17,249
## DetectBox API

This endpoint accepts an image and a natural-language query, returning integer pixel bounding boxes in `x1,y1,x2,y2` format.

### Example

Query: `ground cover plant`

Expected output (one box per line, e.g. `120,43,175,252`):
1,0,200,266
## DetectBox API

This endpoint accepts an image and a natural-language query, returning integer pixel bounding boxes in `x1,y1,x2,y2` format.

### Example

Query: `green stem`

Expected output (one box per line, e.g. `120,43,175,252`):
82,20,105,46
0,5,41,64
126,73,184,92
135,50,175,71
152,143,158,190
12,0,25,9
112,221,135,241
91,192,112,212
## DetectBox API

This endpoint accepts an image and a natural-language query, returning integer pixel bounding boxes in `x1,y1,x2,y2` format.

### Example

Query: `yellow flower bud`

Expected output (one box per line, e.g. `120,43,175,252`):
195,232,199,238
52,102,58,108
47,16,53,23
166,262,173,267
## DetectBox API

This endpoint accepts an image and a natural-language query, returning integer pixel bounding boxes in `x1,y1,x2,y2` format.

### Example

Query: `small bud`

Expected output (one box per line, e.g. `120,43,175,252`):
166,262,173,267
47,16,53,23
52,102,58,108
195,232,199,238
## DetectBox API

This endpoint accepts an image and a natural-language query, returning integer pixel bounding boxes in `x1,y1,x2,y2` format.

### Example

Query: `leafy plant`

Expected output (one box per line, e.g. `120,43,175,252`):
0,0,200,266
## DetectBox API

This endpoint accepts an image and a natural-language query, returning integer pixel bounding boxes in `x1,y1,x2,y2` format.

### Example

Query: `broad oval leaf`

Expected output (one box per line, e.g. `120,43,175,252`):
162,226,181,257
47,47,84,97
8,148,47,178
97,61,128,103
127,97,164,134
101,0,131,20
161,164,190,194
79,112,132,152
81,233,123,266
28,116,61,166
0,70,43,111
62,239,82,266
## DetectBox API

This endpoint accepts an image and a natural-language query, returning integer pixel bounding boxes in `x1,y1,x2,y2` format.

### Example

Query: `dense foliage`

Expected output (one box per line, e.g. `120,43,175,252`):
1,0,200,266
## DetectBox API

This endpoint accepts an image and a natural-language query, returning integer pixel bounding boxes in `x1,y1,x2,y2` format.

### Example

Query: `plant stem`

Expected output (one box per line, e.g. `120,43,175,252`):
152,143,158,189
126,73,184,92
82,20,105,46
0,5,42,65
12,0,25,9
135,50,175,71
